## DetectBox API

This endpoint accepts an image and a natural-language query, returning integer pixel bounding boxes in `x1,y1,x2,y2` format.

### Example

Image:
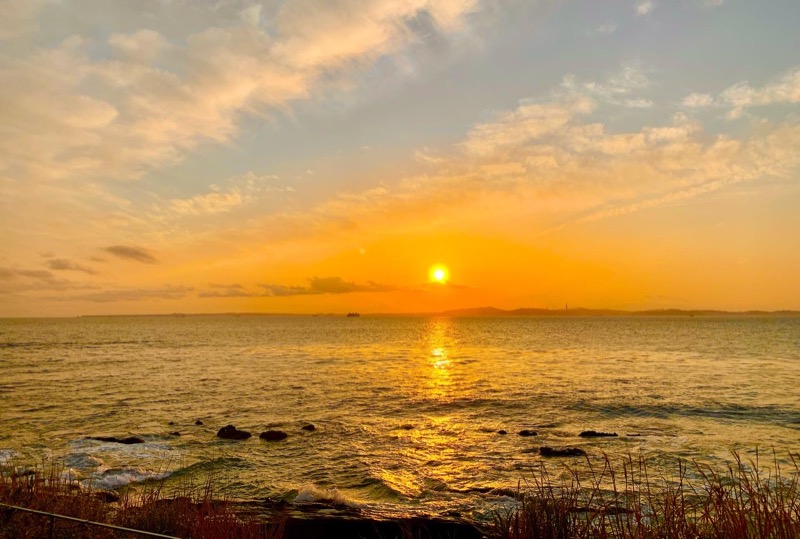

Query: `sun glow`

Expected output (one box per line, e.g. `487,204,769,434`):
429,265,449,284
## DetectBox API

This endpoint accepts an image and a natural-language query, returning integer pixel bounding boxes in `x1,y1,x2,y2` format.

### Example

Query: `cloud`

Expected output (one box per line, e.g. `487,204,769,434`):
165,172,290,216
260,68,800,242
590,23,617,36
65,285,193,303
0,0,482,192
680,67,800,117
635,1,655,16
260,276,397,296
682,92,714,108
103,245,158,264
45,258,97,274
561,64,652,108
0,266,95,294
199,283,254,298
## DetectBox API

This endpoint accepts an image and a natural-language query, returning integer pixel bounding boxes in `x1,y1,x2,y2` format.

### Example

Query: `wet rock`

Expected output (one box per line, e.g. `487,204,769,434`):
168,421,175,426
301,424,316,431
539,446,586,457
517,429,537,437
216,425,251,440
95,491,120,503
497,430,507,435
579,430,618,438
169,431,181,436
195,420,204,426
88,436,144,445
399,424,415,430
260,430,288,441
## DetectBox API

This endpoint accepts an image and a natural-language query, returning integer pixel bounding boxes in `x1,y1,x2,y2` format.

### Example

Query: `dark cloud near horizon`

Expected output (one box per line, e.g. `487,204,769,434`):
46,258,97,274
260,276,397,297
103,245,158,264
209,283,244,289
63,285,193,303
0,267,97,294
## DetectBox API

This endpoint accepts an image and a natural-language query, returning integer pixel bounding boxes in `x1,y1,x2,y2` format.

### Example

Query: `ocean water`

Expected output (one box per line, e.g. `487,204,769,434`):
1,315,799,518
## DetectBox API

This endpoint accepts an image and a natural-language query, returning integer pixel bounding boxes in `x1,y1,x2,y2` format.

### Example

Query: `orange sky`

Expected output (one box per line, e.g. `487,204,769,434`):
1,1,799,316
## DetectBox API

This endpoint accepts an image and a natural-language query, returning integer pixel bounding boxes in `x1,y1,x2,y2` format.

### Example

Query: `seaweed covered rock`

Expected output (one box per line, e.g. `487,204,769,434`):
88,436,145,445
260,430,288,441
579,430,618,438
539,446,586,457
216,425,251,440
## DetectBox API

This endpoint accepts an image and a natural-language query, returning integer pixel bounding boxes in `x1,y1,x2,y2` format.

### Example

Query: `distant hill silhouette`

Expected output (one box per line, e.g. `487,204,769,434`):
437,306,800,317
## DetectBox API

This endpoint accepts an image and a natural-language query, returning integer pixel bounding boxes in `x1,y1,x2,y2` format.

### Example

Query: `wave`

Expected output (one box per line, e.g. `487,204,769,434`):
87,467,171,489
293,484,367,508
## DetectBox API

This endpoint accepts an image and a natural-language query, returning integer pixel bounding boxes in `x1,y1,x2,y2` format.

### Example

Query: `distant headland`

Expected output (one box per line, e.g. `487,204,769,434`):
67,307,800,319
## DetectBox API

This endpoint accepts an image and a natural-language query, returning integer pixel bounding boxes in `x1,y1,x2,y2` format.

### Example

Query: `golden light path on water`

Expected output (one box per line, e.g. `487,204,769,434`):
2,316,800,518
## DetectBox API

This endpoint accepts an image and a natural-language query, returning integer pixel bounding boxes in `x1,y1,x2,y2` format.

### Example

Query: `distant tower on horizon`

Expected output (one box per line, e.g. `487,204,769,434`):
565,303,568,311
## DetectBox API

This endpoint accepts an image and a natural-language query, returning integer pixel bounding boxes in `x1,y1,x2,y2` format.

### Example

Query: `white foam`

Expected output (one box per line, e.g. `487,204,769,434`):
89,468,171,490
294,484,366,508
0,449,14,465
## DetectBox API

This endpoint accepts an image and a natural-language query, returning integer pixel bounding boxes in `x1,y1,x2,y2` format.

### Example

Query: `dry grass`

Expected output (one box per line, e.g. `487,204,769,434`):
489,450,800,539
0,465,284,538
3,451,799,538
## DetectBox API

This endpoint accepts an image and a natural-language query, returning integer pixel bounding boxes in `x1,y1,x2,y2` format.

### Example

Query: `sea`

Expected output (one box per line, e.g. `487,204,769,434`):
1,315,799,520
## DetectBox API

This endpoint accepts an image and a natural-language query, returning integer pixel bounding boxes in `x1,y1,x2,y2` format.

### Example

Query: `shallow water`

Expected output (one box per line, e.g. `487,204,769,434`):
1,315,799,517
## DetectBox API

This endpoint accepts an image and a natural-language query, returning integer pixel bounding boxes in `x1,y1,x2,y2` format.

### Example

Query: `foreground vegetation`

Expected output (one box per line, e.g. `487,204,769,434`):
491,451,800,539
2,451,799,538
0,467,279,538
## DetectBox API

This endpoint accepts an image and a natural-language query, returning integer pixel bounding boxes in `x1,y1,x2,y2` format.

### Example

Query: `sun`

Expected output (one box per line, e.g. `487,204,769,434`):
429,265,449,284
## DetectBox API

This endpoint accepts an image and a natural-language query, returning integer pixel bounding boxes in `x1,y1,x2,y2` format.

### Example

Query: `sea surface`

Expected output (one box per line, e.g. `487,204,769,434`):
1,315,799,519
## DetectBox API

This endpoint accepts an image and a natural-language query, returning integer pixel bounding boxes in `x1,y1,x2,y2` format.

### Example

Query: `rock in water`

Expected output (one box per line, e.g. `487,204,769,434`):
195,420,204,426
169,431,181,436
118,436,145,444
579,430,618,438
88,436,144,444
518,429,537,437
539,446,586,457
260,430,288,441
497,430,508,435
301,424,316,431
216,425,251,440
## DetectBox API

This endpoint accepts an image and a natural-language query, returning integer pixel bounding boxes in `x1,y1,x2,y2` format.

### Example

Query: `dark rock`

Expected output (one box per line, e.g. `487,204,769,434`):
399,424,414,430
216,425,251,440
497,429,507,435
579,430,618,438
195,420,204,426
301,424,316,431
168,421,175,426
539,446,586,457
260,430,288,441
88,436,144,444
118,436,145,444
95,491,120,503
518,429,537,437
169,431,181,436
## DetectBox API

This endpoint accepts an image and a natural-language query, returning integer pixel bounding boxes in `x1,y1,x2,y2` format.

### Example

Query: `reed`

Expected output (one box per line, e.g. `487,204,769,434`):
0,464,283,538
489,450,800,539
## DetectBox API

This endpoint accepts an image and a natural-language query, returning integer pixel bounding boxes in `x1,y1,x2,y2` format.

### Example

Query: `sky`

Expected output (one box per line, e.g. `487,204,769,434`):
1,0,799,316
